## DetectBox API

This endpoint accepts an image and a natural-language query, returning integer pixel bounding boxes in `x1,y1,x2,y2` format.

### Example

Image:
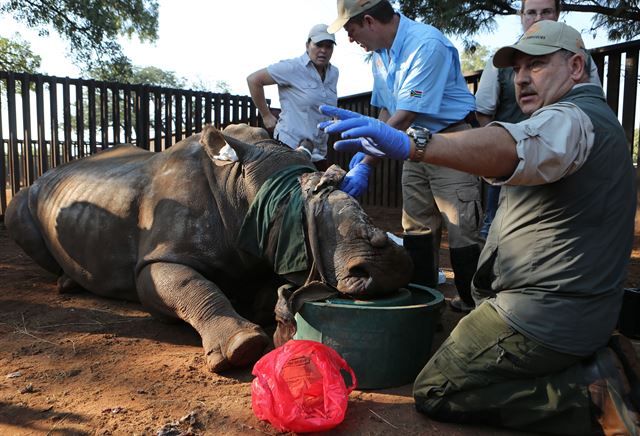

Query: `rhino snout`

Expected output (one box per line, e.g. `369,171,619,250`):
337,244,413,296
339,265,373,294
338,261,393,295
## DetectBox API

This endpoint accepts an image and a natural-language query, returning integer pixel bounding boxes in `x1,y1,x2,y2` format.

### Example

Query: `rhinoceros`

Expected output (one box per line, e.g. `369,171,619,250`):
5,124,412,372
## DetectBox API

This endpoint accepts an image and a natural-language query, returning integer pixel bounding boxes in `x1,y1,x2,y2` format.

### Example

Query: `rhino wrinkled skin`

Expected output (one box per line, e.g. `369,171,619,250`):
5,124,412,372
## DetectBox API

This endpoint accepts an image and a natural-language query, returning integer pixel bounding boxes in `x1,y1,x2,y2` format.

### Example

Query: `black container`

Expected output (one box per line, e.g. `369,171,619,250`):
619,288,640,339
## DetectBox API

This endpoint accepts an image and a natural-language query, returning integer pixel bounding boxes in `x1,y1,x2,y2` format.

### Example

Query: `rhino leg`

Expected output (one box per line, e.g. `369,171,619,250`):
136,262,270,372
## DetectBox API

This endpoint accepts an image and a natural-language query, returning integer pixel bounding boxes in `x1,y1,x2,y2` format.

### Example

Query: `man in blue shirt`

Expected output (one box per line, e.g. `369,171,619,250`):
328,0,483,312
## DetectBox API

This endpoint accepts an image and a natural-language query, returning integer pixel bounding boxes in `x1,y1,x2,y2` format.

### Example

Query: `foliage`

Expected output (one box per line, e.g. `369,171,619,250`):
90,59,232,92
460,44,491,74
397,0,640,43
133,66,186,88
88,57,185,88
0,0,159,71
191,78,231,94
0,33,41,73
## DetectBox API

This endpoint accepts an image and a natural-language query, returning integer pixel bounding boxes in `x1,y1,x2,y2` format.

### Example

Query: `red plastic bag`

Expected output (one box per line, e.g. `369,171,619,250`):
251,339,357,433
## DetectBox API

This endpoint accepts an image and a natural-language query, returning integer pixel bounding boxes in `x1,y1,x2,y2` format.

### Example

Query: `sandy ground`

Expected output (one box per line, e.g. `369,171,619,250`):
1,206,639,436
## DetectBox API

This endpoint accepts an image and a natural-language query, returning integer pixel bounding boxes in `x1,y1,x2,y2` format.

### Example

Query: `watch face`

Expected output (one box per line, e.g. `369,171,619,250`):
409,127,428,137
411,128,429,142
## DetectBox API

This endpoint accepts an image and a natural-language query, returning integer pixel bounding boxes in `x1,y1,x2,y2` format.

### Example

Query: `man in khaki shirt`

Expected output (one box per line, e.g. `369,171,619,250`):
319,21,639,435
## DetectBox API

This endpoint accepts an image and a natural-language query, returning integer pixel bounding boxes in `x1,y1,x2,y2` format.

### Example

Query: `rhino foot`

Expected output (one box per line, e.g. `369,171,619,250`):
205,328,270,373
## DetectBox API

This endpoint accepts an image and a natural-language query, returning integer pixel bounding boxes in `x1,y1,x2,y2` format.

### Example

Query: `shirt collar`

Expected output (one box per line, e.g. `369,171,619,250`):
301,51,312,65
375,13,409,61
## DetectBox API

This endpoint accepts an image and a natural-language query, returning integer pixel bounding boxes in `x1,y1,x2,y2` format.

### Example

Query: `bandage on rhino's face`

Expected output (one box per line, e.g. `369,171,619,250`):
5,123,412,372
299,168,406,295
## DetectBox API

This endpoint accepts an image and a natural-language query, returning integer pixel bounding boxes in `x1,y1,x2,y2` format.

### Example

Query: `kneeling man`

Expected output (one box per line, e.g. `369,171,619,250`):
319,20,639,435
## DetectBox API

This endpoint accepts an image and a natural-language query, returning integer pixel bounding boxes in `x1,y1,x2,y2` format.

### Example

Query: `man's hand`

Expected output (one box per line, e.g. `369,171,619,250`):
349,152,366,170
262,112,278,131
318,105,411,161
340,162,372,197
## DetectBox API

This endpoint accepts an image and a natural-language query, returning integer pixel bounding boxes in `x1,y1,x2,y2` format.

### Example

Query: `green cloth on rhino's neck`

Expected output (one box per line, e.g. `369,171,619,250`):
237,165,315,275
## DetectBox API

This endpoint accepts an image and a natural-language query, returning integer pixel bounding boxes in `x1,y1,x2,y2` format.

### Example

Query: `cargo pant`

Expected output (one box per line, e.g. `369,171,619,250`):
401,160,483,252
402,123,483,304
401,122,482,247
413,301,597,435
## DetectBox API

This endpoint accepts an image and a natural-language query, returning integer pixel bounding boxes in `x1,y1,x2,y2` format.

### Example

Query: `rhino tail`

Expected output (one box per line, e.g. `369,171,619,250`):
57,273,84,294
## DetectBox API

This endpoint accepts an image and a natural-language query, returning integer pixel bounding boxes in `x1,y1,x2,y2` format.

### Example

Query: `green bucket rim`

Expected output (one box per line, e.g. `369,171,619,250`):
305,284,444,311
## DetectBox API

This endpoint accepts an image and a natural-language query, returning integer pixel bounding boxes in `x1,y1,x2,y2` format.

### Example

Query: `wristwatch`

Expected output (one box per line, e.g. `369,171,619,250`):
406,126,432,162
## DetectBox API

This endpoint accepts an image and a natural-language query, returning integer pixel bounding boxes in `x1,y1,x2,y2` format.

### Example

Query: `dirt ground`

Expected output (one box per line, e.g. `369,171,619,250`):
1,206,640,436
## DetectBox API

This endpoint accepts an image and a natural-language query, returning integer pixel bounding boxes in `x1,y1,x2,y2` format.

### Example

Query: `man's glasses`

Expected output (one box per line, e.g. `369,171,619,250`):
523,8,556,19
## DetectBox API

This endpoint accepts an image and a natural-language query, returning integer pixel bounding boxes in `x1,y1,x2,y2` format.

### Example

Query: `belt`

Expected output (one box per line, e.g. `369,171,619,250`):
439,111,478,133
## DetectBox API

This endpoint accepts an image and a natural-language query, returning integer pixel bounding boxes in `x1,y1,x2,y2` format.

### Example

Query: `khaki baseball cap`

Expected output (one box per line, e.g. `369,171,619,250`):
493,20,586,68
327,0,383,33
308,24,336,44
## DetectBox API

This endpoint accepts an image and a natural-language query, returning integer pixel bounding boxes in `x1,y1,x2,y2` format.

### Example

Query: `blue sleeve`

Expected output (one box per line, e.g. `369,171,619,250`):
395,39,452,115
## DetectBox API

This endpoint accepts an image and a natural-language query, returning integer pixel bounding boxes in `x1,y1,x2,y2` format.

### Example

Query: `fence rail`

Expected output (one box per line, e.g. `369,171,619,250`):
2,39,639,216
0,72,262,216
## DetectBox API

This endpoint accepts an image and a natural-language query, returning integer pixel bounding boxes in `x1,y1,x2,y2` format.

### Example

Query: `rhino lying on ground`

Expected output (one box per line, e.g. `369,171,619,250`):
6,124,412,372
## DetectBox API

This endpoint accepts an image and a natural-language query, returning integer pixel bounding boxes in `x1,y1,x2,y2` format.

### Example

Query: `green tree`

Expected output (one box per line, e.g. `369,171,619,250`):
133,66,186,88
0,33,41,73
190,77,231,93
398,0,640,42
0,0,159,71
88,57,185,88
460,44,491,74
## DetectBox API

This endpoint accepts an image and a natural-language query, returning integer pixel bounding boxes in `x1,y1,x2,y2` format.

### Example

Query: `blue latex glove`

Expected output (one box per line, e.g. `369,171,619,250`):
340,162,372,197
318,105,411,161
349,152,366,170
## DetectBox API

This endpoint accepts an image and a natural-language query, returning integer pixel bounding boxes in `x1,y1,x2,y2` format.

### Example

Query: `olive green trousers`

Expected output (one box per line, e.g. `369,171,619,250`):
413,301,597,435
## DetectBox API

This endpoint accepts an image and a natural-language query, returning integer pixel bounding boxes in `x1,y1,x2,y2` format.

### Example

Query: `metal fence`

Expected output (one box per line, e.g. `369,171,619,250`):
329,39,640,208
0,72,262,216
1,39,639,216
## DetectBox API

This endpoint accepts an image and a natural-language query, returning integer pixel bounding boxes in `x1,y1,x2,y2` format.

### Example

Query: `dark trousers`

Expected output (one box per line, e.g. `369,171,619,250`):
413,301,596,435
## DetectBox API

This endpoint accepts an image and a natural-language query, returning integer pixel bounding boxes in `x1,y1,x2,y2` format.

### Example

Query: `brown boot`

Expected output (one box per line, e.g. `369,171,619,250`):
586,347,640,435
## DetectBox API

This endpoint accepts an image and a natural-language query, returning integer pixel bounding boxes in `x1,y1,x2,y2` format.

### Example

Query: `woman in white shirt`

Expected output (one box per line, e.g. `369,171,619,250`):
247,24,339,170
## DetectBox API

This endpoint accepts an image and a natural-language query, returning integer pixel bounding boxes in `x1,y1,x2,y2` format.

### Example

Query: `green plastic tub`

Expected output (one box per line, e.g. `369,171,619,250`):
293,284,444,389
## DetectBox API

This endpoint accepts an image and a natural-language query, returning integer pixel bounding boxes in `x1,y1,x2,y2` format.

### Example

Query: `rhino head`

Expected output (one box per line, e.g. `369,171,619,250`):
298,166,412,295
201,124,413,346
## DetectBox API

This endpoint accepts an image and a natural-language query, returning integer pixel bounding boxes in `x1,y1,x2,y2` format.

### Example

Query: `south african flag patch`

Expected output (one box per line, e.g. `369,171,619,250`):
410,90,423,98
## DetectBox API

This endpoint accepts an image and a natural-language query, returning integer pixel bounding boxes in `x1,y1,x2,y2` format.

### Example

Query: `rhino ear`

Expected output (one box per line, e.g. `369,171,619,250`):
199,124,227,160
199,124,261,164
300,164,346,199
222,134,261,163
315,164,347,191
